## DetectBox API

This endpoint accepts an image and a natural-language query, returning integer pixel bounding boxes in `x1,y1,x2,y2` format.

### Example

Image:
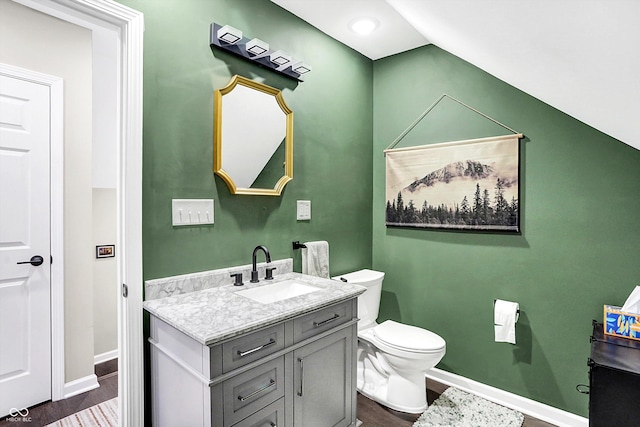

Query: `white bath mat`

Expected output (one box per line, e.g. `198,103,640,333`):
45,398,118,427
413,387,524,427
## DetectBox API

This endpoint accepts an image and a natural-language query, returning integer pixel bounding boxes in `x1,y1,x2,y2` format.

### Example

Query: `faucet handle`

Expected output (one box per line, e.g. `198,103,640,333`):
230,273,243,286
265,267,276,280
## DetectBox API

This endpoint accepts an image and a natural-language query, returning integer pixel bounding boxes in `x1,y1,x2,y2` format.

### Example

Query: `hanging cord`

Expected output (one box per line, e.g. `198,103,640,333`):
385,93,522,152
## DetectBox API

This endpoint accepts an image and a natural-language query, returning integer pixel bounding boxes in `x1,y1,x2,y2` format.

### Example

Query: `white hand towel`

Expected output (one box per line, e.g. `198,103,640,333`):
494,299,519,344
301,241,330,278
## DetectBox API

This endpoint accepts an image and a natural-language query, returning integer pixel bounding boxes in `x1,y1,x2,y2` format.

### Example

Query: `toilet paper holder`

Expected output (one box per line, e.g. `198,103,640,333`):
494,299,520,322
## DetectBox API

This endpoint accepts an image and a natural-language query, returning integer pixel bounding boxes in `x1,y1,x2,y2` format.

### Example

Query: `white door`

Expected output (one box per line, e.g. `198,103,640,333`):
0,74,52,416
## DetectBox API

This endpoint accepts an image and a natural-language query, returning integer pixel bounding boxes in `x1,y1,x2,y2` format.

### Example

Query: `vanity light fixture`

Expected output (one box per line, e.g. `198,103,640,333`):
217,24,242,44
210,22,310,81
246,38,269,56
269,50,291,67
292,62,312,75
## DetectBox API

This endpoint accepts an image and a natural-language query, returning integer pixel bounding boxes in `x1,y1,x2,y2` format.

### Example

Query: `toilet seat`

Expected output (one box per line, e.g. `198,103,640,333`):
373,320,445,354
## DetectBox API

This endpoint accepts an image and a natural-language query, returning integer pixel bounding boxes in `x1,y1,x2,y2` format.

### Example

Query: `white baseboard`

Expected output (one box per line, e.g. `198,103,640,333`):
426,368,588,427
63,374,99,399
94,349,119,365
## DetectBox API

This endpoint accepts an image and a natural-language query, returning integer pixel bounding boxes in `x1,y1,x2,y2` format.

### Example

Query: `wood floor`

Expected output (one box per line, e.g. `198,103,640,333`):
356,378,558,427
0,359,118,427
3,361,558,427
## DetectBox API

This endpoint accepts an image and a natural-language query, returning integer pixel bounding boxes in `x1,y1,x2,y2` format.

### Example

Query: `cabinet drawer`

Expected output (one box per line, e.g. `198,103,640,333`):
294,300,353,343
222,323,285,372
232,397,283,427
223,356,285,426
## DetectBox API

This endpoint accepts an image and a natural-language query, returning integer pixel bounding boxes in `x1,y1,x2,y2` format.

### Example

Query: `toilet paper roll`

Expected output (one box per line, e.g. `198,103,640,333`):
494,299,519,344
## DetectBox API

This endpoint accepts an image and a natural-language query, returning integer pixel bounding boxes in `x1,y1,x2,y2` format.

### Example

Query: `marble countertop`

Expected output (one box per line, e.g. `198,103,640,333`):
143,272,365,346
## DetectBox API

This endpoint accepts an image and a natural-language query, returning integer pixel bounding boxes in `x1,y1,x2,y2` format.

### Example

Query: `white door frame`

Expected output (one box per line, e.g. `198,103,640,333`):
9,1,144,426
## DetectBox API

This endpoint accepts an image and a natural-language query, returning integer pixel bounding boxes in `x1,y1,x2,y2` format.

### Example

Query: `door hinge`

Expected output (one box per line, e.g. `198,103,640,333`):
50,255,53,264
122,283,129,298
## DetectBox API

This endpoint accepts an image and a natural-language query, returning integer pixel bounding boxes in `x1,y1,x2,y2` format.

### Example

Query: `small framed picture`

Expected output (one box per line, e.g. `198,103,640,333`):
96,244,115,258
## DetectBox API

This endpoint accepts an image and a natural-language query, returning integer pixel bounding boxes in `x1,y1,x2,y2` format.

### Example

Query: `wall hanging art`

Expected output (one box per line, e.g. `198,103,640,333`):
384,94,522,232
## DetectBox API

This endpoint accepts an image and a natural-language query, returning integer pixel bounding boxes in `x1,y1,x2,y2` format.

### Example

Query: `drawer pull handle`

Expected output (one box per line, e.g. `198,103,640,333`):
237,338,276,357
297,357,304,396
313,314,340,327
238,379,276,402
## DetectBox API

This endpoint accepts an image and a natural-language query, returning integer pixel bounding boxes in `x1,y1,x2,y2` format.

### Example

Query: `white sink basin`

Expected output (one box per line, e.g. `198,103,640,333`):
237,280,321,304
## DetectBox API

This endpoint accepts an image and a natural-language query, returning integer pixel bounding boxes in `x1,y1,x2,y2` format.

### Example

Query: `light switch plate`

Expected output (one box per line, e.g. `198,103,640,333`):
172,199,214,226
297,200,311,220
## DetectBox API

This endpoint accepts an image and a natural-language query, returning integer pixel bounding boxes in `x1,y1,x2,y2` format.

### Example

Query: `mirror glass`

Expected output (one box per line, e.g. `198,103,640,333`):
214,75,293,195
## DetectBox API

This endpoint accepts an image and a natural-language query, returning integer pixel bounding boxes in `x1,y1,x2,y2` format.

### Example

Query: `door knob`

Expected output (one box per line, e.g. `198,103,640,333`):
17,255,44,266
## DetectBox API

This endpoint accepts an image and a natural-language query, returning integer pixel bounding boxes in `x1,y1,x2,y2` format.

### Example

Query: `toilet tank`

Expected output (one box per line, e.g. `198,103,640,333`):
333,269,385,330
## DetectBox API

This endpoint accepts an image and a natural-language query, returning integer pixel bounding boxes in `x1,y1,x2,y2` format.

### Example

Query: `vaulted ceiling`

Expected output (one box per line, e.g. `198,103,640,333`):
270,0,640,151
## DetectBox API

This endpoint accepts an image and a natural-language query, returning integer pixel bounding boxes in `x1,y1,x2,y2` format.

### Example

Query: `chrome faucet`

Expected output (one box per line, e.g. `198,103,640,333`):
251,245,271,283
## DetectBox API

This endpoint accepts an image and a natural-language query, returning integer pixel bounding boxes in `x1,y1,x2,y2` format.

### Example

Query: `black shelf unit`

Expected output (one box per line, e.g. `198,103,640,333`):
588,321,640,426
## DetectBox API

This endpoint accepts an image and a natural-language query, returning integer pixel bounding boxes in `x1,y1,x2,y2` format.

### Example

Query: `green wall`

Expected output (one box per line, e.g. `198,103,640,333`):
118,0,374,281
120,0,640,418
372,45,640,416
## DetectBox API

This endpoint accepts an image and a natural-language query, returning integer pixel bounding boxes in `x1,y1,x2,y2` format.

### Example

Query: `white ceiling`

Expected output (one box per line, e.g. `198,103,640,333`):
270,0,640,151
270,0,429,60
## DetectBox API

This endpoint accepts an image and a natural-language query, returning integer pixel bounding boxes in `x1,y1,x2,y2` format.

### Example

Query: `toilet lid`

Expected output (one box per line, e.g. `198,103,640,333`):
373,320,445,353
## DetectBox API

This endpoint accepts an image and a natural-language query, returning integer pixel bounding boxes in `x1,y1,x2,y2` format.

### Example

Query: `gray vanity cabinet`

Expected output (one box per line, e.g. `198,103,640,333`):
293,327,354,427
148,298,358,427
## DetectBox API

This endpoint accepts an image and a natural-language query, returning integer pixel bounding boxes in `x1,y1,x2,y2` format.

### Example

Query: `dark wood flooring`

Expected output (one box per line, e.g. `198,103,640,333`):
3,361,558,426
356,378,558,427
0,359,118,427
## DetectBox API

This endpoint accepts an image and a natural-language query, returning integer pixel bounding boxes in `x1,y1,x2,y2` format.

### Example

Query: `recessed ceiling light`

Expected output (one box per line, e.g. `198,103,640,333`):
350,18,379,35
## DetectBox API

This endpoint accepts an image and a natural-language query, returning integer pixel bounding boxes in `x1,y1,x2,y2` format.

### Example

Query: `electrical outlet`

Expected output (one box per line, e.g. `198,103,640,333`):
172,199,214,226
297,200,311,220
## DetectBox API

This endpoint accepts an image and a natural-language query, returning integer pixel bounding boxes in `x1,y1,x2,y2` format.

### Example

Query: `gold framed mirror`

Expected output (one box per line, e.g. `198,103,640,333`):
214,75,293,196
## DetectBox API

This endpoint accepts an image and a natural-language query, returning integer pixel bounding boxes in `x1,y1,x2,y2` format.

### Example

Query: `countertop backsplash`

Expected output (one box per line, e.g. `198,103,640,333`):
145,258,294,300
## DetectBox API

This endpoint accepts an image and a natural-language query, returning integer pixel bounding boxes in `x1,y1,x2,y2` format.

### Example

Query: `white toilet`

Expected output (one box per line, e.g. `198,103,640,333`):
334,269,446,413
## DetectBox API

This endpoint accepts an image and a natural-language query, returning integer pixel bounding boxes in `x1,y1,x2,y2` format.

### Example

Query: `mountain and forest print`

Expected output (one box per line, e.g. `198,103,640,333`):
385,136,520,232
